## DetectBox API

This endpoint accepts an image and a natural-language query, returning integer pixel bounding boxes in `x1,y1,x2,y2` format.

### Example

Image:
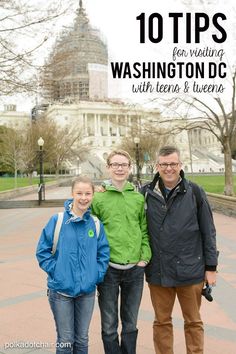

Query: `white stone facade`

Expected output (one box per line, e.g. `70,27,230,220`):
45,100,152,176
45,101,235,176
0,105,30,130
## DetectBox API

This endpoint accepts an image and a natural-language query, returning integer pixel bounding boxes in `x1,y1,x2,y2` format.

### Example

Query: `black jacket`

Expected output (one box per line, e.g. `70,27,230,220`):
141,172,218,287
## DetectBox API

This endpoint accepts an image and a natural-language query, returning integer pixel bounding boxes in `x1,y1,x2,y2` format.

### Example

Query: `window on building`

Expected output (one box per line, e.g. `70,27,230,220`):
4,104,16,111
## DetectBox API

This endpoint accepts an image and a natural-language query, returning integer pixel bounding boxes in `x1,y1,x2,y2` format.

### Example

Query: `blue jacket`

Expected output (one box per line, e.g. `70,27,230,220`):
36,199,110,297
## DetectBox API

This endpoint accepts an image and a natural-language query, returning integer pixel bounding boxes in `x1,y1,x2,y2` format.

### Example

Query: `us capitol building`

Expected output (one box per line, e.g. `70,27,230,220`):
1,0,234,177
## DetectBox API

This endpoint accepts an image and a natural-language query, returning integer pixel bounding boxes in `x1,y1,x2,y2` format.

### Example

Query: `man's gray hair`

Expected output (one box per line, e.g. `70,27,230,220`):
157,145,180,161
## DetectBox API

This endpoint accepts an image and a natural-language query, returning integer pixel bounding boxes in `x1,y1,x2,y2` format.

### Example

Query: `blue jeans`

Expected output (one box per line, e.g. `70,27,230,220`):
97,265,144,354
48,289,95,354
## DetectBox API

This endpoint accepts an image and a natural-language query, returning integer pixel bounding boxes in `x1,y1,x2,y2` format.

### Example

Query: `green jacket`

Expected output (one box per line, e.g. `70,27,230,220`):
92,182,151,264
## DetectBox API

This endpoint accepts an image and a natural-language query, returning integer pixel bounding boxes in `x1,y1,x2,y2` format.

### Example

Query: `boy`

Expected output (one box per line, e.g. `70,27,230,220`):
92,149,151,354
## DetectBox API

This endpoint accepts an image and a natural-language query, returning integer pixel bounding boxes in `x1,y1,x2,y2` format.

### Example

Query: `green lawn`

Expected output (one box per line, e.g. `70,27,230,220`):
1,175,236,194
186,174,236,194
0,177,56,192
142,174,236,195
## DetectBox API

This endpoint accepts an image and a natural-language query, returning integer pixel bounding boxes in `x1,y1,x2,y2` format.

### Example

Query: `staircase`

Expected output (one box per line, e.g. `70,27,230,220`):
80,153,106,178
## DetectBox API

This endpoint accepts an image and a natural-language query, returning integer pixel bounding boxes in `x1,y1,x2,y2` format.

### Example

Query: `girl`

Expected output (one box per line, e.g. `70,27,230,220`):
36,176,109,354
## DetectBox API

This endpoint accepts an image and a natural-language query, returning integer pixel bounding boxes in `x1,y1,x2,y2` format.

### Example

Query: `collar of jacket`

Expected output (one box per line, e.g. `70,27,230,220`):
150,170,186,195
64,198,91,221
104,181,135,192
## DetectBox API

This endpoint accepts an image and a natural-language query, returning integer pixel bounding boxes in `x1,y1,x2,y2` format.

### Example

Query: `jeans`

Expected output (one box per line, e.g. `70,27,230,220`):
97,265,145,354
48,289,95,354
149,282,204,354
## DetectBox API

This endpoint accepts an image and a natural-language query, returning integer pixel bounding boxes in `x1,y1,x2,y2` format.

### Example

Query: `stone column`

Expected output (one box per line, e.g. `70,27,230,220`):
116,115,120,137
97,114,101,136
125,115,129,137
107,115,111,136
83,113,88,136
94,114,98,136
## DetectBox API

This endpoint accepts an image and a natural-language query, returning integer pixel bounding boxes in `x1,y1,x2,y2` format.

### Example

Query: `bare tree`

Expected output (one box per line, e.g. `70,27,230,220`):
30,117,90,176
119,127,170,176
0,0,73,96
0,126,25,187
46,126,90,176
0,116,90,181
231,129,236,159
152,70,236,196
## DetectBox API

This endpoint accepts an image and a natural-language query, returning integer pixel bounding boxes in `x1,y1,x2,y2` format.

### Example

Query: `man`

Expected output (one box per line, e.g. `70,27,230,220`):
92,149,151,354
141,145,218,354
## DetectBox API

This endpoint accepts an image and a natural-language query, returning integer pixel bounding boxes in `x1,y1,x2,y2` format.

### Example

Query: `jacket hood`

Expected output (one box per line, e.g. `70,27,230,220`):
103,181,135,192
64,198,73,211
64,198,92,211
63,198,91,222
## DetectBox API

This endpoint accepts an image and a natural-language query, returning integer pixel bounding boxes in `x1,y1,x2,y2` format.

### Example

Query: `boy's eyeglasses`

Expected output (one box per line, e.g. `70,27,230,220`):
158,163,180,169
109,163,130,169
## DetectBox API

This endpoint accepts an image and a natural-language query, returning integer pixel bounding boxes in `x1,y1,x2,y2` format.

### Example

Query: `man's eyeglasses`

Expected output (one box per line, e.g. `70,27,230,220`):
158,162,180,169
109,162,130,169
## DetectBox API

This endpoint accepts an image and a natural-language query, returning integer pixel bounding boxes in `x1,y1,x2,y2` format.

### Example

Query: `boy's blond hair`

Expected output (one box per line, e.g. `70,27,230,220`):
106,150,132,166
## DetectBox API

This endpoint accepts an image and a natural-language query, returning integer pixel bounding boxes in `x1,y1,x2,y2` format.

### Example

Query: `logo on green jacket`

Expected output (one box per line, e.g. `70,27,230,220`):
88,229,94,238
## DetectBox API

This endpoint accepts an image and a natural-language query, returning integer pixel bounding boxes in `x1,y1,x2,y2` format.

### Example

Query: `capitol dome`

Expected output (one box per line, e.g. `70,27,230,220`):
41,0,108,103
